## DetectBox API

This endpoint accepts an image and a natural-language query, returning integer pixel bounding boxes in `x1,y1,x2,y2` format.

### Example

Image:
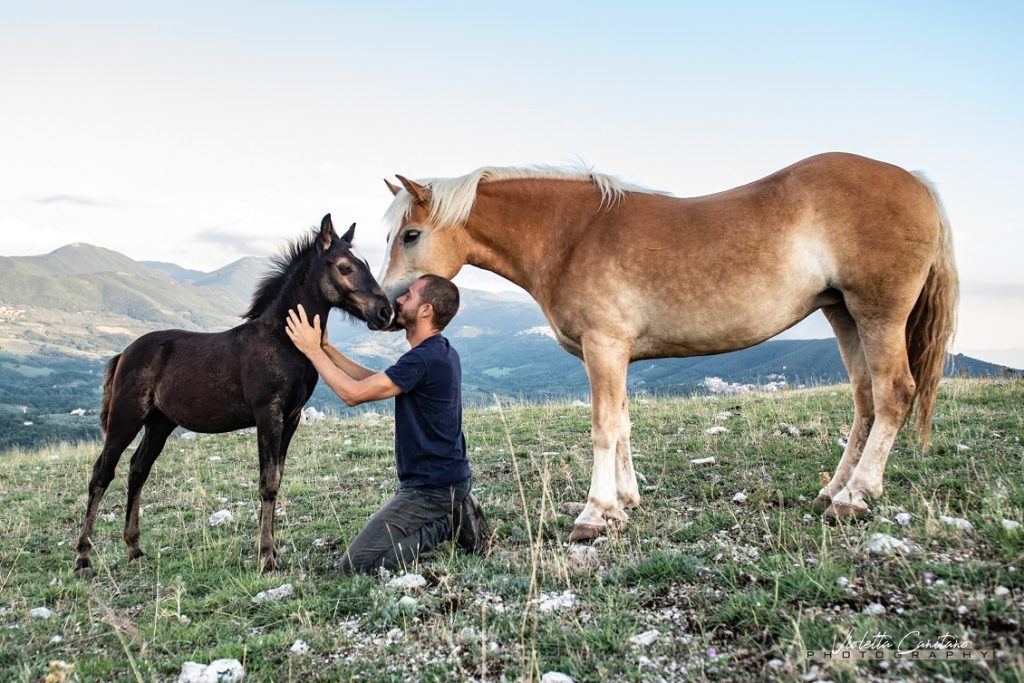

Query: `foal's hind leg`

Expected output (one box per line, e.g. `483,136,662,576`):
75,419,143,578
615,398,641,509
813,304,875,512
827,322,916,518
122,412,177,560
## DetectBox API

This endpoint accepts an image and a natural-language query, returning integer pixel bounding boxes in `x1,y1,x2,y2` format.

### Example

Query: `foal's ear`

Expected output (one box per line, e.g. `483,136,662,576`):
384,178,402,196
396,175,431,204
342,222,356,244
319,213,338,251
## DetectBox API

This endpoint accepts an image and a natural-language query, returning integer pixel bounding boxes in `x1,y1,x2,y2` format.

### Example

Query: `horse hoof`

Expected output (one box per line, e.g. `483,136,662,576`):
260,554,284,573
823,502,869,523
568,523,606,543
74,560,94,580
811,494,832,513
127,547,145,561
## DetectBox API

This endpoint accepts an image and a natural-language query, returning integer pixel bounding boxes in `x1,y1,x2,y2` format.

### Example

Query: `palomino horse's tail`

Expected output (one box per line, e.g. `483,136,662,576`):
100,353,121,436
906,173,959,450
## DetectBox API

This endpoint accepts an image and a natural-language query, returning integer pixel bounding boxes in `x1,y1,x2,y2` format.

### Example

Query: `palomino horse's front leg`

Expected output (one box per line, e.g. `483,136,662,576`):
570,336,631,542
615,398,641,509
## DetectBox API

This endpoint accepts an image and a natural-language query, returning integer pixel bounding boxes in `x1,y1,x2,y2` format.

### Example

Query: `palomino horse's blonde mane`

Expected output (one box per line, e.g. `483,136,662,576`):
383,164,666,241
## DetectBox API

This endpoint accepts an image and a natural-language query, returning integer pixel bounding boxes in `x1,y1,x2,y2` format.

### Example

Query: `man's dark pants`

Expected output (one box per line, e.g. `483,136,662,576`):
340,477,471,574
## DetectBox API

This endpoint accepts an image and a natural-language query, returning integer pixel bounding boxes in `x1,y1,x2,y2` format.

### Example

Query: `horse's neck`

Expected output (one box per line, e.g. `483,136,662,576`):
258,264,331,331
463,180,594,293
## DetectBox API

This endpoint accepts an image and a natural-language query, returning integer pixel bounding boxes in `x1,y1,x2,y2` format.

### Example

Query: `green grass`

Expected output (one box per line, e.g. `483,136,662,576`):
0,379,1021,681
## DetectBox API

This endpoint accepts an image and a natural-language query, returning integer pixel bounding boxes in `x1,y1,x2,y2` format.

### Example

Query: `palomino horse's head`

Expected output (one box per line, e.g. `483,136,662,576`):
315,214,393,330
378,176,470,305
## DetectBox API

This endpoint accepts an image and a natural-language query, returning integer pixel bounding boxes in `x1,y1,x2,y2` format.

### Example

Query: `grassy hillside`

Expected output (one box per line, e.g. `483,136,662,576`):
0,380,1021,681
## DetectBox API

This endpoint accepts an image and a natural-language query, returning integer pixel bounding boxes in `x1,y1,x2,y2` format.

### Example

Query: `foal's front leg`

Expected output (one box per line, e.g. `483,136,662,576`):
255,415,285,572
570,336,631,542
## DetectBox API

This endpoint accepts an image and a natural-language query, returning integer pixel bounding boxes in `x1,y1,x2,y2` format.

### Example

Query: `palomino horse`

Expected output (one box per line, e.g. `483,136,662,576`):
377,153,958,542
75,215,393,577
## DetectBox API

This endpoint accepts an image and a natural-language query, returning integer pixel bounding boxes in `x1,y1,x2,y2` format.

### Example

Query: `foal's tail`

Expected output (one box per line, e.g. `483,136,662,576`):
99,353,122,436
906,173,959,450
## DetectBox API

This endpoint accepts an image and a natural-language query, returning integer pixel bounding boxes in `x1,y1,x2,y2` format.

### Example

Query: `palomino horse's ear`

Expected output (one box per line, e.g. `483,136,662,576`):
396,175,431,204
320,213,336,251
342,222,356,244
384,178,402,196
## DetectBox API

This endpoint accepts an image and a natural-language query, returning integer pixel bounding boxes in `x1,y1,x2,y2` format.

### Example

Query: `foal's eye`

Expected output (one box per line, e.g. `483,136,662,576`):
337,263,353,275
402,230,421,244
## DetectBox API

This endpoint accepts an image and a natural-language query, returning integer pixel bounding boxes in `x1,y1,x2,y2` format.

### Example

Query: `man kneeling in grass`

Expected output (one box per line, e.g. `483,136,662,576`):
286,274,488,574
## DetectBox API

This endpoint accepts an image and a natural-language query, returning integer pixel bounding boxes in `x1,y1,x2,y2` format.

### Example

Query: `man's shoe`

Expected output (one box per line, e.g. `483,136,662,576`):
454,493,490,555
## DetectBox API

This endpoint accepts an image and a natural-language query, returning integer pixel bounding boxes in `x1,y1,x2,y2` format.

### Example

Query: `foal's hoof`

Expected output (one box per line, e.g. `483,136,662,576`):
74,559,94,580
568,523,606,543
259,553,284,573
127,547,145,561
823,502,869,523
811,494,833,513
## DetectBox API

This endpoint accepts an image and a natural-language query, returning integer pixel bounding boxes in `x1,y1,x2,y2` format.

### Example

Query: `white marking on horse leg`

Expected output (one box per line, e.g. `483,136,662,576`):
615,399,640,508
574,337,631,533
821,412,873,498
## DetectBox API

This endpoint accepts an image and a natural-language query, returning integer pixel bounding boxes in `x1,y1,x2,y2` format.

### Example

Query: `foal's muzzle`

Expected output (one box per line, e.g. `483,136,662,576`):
364,301,394,331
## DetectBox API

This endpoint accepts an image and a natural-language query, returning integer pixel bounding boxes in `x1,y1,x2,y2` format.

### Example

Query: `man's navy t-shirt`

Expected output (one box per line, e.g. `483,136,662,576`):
384,334,471,488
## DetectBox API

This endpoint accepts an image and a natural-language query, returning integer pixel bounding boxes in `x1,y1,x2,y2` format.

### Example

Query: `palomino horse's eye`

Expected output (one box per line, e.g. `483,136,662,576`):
402,230,421,245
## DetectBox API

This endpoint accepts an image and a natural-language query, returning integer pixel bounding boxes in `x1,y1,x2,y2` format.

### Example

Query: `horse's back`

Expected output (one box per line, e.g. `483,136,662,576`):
544,153,941,357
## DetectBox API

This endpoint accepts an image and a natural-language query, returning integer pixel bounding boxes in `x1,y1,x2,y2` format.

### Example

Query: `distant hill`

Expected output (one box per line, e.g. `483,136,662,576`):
0,242,1017,450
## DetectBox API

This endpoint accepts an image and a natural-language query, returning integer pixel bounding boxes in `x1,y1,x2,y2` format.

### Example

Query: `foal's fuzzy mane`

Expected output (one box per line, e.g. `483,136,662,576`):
243,229,321,320
383,164,666,242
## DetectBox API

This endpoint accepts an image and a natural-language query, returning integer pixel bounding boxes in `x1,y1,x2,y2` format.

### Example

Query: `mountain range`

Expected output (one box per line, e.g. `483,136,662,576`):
0,243,1015,450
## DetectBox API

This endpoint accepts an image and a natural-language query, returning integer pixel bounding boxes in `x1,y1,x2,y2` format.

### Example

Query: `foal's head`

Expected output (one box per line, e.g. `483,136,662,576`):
314,214,393,330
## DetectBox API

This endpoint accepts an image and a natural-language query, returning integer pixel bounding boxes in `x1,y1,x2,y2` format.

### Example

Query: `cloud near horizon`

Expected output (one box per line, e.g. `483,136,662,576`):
34,194,108,207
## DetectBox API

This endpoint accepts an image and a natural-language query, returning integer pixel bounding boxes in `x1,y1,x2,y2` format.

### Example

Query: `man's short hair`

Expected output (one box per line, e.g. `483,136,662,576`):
418,274,460,330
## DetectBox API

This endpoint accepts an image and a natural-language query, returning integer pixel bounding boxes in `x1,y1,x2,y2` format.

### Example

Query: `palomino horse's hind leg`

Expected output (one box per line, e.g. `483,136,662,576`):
255,411,285,572
570,335,631,542
814,304,875,512
75,420,143,578
615,398,641,509
122,412,177,560
827,323,915,519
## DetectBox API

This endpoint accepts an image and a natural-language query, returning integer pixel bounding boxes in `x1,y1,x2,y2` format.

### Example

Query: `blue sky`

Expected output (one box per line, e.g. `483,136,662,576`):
1,2,1022,361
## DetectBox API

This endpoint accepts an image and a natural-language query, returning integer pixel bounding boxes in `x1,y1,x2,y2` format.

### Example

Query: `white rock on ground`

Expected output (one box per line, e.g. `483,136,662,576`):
568,544,601,570
398,596,419,609
865,603,886,616
208,510,233,527
956,443,970,451
387,573,427,590
865,533,909,555
732,492,747,503
1001,519,1021,531
690,456,716,465
290,639,309,655
541,673,575,683
629,629,661,647
939,515,974,532
995,586,1010,597
714,411,733,422
768,658,785,669
705,426,729,435
30,607,53,619
252,583,294,604
895,512,912,526
178,659,245,683
537,590,576,612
